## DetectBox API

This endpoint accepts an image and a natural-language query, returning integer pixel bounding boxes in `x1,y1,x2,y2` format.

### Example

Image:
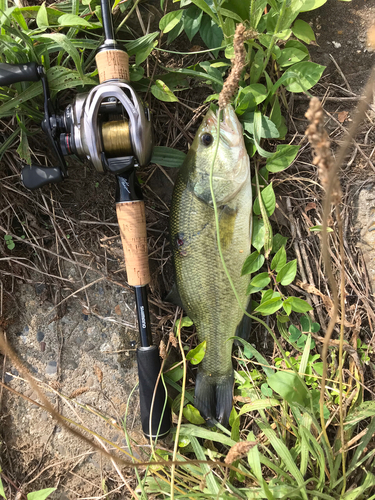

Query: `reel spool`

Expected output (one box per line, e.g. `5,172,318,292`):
59,78,153,174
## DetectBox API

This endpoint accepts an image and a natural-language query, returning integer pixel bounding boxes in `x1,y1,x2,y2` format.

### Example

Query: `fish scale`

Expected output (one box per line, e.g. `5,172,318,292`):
169,105,252,426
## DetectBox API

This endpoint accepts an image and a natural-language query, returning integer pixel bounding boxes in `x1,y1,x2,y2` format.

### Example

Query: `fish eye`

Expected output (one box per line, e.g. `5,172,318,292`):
201,133,213,147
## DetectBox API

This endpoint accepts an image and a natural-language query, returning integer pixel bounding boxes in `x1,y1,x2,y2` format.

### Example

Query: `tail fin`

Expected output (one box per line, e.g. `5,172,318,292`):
195,369,234,427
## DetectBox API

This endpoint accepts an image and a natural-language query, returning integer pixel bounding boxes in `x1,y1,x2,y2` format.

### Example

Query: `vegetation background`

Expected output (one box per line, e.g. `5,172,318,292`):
0,0,375,498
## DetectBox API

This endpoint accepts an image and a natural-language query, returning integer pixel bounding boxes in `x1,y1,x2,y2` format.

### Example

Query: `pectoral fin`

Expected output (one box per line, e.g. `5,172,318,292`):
165,283,184,308
234,299,252,346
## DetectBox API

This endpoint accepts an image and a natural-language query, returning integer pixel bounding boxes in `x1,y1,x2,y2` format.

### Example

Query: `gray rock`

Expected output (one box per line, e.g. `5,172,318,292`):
66,359,78,370
45,360,57,375
35,283,46,295
37,331,45,342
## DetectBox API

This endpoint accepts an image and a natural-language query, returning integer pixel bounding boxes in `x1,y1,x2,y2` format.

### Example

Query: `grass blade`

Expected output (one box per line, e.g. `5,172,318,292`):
189,436,219,496
258,421,308,500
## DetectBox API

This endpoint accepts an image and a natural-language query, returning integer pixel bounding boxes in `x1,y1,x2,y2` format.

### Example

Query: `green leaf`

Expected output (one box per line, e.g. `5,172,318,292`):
345,402,375,430
151,146,186,168
250,46,265,84
151,80,179,102
58,13,92,27
4,235,12,241
242,113,280,139
164,66,223,87
36,2,49,28
190,0,219,24
277,47,308,67
183,404,206,424
199,14,223,55
175,316,193,333
292,19,316,44
165,363,184,382
255,298,283,315
183,4,203,41
258,420,309,500
253,182,276,217
178,423,235,446
241,251,265,275
272,233,288,253
285,39,309,55
238,398,280,416
283,301,292,316
267,371,309,407
17,125,31,165
159,10,183,33
247,272,270,294
136,40,157,65
247,431,262,483
252,110,275,158
283,62,326,93
236,84,268,114
178,436,190,447
299,334,312,375
289,324,302,342
125,32,159,55
251,217,265,252
271,246,286,272
266,144,300,173
186,341,206,365
27,489,57,500
285,297,313,313
261,383,273,397
276,259,297,286
38,34,84,79
0,474,5,499
300,315,311,332
300,0,327,11
233,337,274,377
309,224,333,233
231,414,240,441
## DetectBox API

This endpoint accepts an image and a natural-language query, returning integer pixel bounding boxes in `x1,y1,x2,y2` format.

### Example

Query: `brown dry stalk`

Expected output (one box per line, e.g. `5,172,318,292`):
94,365,103,384
159,339,167,359
305,97,342,203
218,24,256,109
69,387,90,399
305,68,375,493
224,441,257,465
169,331,178,348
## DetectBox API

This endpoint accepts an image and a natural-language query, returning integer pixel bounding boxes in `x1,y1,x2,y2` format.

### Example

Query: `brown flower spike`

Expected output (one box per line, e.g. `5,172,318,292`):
224,441,257,465
305,97,341,203
218,24,256,109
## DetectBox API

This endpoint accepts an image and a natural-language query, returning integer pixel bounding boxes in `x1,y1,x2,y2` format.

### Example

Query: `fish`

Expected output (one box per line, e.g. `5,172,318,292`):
169,105,252,426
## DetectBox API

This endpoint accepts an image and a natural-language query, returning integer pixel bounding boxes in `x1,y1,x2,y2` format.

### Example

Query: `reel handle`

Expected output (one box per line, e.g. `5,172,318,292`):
0,62,41,86
21,164,64,190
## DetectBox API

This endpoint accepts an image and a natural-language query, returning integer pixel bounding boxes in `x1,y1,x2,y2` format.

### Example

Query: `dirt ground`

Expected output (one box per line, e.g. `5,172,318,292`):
1,0,375,498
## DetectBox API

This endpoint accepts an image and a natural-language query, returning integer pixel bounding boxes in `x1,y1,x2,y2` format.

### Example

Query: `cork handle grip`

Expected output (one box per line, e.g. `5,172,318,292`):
95,49,129,83
116,201,151,287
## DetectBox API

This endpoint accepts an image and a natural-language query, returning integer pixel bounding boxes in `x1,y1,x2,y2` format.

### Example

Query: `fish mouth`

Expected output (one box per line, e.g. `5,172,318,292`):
203,105,243,147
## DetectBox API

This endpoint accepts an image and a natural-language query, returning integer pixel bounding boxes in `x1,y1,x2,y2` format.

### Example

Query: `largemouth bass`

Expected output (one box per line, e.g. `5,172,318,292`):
169,105,252,426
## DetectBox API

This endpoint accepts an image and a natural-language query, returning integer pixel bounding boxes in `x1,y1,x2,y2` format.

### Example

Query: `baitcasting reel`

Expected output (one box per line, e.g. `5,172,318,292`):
15,40,153,189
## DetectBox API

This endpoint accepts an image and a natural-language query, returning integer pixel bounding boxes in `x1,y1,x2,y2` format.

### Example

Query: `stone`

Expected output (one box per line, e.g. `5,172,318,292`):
85,343,95,351
45,361,57,376
36,331,44,342
35,283,46,295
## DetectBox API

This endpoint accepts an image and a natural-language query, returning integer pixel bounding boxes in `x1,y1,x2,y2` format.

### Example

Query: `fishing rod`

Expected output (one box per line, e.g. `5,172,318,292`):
0,0,170,440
